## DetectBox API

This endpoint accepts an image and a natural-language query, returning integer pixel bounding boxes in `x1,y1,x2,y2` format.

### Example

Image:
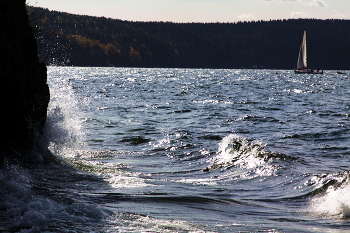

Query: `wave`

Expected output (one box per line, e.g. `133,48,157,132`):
109,212,205,233
0,164,111,232
236,115,285,124
308,171,350,218
0,101,111,231
204,134,293,177
0,68,110,232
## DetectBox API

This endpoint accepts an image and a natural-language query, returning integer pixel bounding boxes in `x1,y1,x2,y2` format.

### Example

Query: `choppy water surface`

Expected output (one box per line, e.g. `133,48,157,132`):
1,67,349,232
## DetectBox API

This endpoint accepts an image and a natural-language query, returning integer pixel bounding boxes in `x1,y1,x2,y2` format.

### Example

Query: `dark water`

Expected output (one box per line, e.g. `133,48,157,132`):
1,67,349,232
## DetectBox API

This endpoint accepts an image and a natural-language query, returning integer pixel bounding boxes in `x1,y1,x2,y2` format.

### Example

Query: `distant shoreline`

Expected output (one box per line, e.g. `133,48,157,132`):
32,7,350,70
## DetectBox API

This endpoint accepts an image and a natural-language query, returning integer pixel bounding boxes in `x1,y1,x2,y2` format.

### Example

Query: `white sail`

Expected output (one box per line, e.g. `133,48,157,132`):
296,30,307,69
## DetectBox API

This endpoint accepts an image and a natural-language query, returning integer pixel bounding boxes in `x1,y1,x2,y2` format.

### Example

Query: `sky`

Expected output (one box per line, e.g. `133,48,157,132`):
31,0,349,23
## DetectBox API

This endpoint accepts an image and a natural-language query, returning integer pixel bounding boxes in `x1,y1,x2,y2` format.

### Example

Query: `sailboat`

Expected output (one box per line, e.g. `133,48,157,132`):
294,30,323,74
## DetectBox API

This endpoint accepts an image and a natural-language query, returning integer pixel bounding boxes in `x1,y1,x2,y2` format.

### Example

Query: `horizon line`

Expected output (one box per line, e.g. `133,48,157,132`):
30,6,349,24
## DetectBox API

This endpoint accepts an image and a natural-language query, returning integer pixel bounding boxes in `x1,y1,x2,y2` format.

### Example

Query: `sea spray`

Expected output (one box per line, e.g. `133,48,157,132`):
0,68,113,232
44,67,87,157
2,67,346,232
309,171,350,218
205,134,282,177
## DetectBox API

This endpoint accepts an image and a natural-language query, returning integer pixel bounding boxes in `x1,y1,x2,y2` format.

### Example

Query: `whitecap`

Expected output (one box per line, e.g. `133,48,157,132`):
309,172,350,218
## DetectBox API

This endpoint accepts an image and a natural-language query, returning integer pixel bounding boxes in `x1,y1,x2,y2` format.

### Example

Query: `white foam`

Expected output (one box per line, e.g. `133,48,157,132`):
0,67,113,231
309,181,350,218
70,159,152,189
209,134,278,177
108,212,208,233
12,196,110,230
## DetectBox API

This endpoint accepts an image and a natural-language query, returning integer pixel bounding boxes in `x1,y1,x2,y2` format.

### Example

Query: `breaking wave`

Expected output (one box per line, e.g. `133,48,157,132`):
0,69,110,232
43,68,87,158
308,171,350,218
204,134,291,178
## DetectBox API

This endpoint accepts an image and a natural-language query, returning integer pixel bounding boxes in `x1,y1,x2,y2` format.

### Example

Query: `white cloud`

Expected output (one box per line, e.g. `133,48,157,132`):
236,13,256,20
255,0,297,4
291,11,310,18
256,0,329,8
300,0,329,8
330,10,348,19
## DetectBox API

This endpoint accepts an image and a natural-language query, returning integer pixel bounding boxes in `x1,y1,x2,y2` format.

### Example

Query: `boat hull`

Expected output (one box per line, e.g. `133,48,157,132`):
294,69,323,74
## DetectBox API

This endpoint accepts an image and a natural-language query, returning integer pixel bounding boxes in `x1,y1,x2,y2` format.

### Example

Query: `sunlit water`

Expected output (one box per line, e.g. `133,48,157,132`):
1,67,350,232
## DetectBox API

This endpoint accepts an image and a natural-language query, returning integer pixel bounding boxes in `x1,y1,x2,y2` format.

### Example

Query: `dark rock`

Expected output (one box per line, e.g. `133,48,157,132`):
0,0,50,165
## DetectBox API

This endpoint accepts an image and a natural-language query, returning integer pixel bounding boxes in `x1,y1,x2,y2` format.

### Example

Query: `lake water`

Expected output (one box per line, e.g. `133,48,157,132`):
1,67,350,232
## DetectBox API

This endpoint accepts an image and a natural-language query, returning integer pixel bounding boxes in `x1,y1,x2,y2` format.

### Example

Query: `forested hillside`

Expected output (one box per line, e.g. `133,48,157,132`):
31,7,350,69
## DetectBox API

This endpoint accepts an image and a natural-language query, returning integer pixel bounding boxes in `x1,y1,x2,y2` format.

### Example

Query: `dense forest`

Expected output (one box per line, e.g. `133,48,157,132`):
30,7,350,69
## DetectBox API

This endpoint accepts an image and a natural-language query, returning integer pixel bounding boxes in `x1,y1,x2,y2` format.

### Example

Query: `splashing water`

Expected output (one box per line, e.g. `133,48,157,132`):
309,172,350,218
2,67,349,232
206,134,281,177
44,67,87,157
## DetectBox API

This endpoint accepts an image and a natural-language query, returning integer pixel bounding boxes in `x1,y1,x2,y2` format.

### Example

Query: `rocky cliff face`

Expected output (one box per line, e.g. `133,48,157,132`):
0,0,50,164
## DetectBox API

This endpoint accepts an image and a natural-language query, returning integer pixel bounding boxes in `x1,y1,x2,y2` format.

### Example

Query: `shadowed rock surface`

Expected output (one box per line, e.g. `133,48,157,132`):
0,0,50,165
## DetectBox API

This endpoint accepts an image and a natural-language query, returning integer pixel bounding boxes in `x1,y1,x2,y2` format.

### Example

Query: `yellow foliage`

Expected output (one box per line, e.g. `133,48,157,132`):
129,47,141,62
